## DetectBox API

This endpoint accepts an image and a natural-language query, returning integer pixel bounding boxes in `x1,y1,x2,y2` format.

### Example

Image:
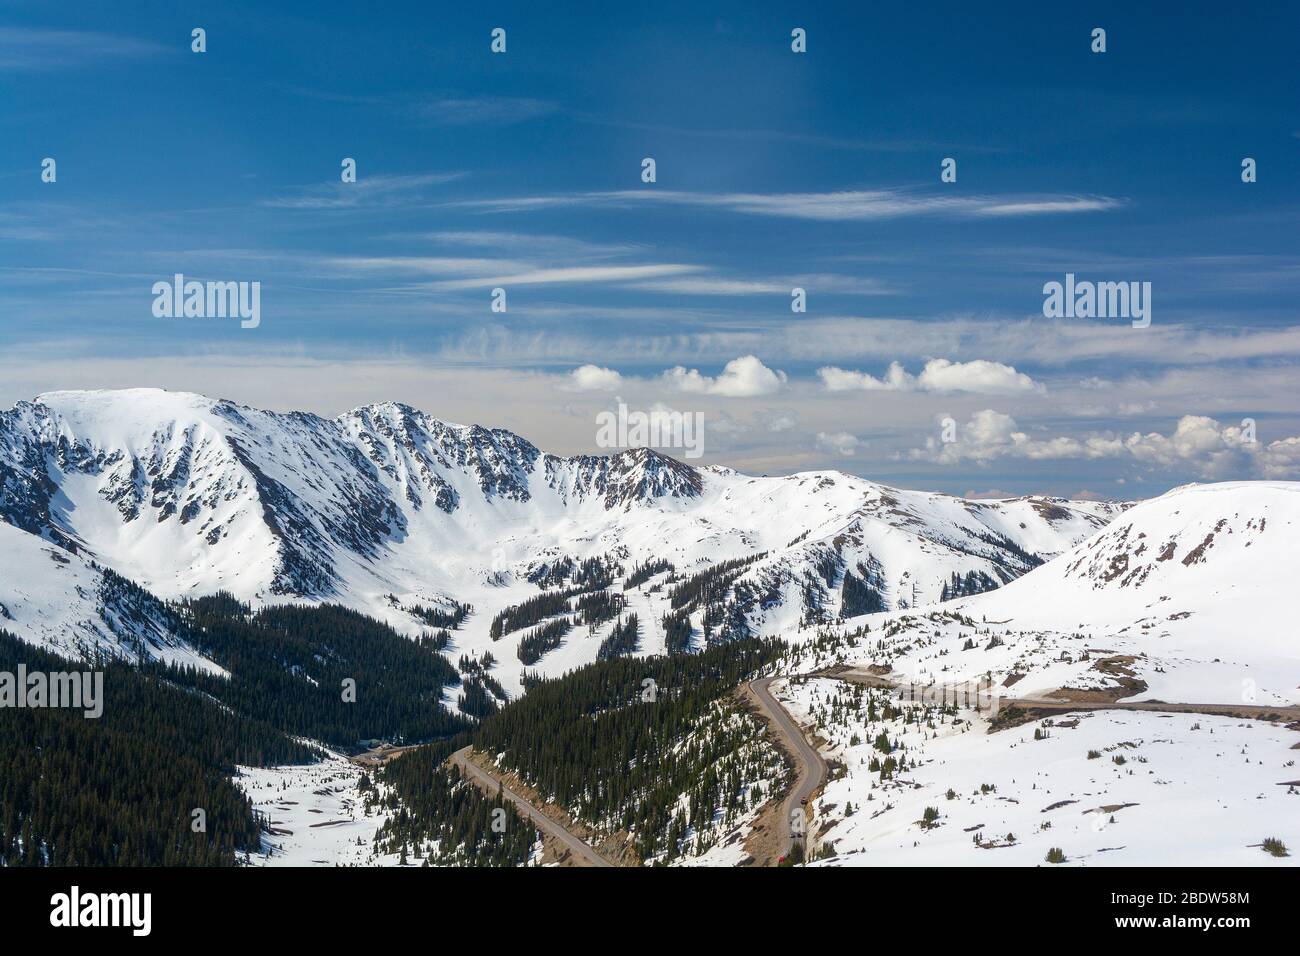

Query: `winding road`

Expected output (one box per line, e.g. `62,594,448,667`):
743,677,829,861
449,747,615,867
448,681,831,868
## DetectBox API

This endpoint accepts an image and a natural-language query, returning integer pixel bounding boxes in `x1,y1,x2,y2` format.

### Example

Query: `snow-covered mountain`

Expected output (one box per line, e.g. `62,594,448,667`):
0,520,221,673
0,388,1122,695
802,481,1300,707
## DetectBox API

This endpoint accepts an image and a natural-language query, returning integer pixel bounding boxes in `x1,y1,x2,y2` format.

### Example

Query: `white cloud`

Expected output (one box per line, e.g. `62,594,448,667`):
915,358,1043,394
1257,436,1300,478
818,361,914,392
819,359,1041,395
964,488,1019,500
564,364,623,391
913,410,1300,479
767,412,798,432
913,409,1127,465
1121,415,1299,478
662,355,788,397
816,431,861,456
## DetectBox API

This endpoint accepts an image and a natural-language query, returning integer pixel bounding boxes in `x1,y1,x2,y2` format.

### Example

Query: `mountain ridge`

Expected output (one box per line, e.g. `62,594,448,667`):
1,388,1126,699
802,480,1300,707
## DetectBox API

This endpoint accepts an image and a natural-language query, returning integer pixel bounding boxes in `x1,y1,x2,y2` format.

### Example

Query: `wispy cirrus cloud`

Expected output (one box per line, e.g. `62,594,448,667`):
432,263,703,290
263,172,465,209
325,240,891,297
280,86,562,126
0,211,58,242
569,115,1011,155
454,187,1123,221
421,317,1300,369
397,230,642,259
627,273,894,296
410,95,560,125
0,27,163,71
319,255,529,277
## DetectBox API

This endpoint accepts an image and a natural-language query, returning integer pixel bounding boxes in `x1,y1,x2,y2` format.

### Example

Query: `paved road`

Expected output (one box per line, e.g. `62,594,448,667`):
744,677,829,862
449,747,615,868
998,696,1300,720
834,668,1300,722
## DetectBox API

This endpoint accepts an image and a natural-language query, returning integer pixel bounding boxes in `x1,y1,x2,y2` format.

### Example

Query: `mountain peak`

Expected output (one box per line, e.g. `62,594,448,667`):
34,387,219,421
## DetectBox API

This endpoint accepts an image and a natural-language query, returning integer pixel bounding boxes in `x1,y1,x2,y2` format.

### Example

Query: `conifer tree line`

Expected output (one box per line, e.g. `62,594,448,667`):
491,549,768,669
526,553,622,590
575,589,626,627
702,574,778,644
968,530,1043,578
667,553,768,613
645,553,773,656
661,608,694,654
403,599,472,630
516,617,573,665
471,639,783,858
489,586,585,639
840,567,886,617
456,652,507,713
623,558,674,591
1,593,480,866
596,613,640,661
457,676,505,718
939,570,999,602
171,595,472,746
0,628,316,866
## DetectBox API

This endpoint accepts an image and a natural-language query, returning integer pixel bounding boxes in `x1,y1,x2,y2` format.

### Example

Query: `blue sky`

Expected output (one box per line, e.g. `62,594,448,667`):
1,1,1298,496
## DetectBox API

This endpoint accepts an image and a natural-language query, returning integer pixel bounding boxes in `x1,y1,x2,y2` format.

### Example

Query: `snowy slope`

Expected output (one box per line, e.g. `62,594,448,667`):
0,521,221,672
0,388,1120,693
794,481,1300,707
778,677,1298,867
